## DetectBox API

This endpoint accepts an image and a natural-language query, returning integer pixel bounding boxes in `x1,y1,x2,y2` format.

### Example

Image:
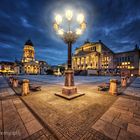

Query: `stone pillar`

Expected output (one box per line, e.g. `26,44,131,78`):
13,79,19,88
9,77,13,85
109,79,118,95
22,79,29,96
127,77,130,84
62,69,77,95
121,77,127,87
64,70,74,86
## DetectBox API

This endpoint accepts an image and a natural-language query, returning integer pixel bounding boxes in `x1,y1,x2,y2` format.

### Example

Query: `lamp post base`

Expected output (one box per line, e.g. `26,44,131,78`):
62,86,77,95
55,90,85,100
55,69,85,100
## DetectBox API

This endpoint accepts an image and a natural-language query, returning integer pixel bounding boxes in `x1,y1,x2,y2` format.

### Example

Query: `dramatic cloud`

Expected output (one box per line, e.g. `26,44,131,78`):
0,0,140,65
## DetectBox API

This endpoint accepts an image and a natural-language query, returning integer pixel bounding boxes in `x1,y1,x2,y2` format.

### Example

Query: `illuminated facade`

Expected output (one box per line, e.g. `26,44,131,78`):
20,40,40,74
14,39,48,75
0,62,15,74
114,45,140,76
22,40,35,63
72,40,114,71
72,40,140,76
0,40,49,75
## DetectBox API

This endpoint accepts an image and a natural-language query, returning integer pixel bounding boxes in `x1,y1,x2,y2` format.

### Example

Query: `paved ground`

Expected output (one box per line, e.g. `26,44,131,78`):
0,76,56,140
22,83,117,140
0,75,140,140
124,77,140,97
92,77,140,140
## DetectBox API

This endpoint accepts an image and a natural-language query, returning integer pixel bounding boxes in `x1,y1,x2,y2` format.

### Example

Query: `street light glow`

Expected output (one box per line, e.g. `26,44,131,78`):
80,22,86,31
76,28,82,35
55,14,62,24
58,29,64,35
53,9,86,42
77,13,84,23
65,10,73,21
53,23,59,31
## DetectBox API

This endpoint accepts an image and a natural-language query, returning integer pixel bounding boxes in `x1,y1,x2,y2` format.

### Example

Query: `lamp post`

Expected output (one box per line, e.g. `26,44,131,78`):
53,9,86,99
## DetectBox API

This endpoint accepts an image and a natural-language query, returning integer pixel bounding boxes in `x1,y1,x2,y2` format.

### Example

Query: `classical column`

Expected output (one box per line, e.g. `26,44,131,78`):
75,58,77,70
79,57,81,69
84,57,86,69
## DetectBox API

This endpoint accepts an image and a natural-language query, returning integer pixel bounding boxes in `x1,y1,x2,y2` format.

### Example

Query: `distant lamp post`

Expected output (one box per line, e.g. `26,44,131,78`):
53,9,86,99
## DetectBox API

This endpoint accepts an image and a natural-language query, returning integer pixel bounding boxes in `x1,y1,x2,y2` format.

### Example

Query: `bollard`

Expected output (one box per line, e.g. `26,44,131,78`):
22,79,30,96
9,77,14,85
121,77,127,87
13,79,19,88
127,77,130,84
109,79,118,95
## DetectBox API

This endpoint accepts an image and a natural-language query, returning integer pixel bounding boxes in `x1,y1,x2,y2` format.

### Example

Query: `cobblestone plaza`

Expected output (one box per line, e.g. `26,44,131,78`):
0,75,140,140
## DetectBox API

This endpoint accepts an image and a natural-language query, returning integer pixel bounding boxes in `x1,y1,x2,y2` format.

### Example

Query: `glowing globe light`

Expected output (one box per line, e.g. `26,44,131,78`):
77,13,84,23
55,14,62,24
67,31,72,33
80,22,86,31
58,29,64,35
65,10,73,21
76,28,82,35
53,23,59,31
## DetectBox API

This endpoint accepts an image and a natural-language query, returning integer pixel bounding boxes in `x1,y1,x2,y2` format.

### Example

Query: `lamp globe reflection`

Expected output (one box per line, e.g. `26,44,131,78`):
53,9,86,99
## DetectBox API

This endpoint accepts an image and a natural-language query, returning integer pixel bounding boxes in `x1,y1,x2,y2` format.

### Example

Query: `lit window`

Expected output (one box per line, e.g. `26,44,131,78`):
131,66,134,69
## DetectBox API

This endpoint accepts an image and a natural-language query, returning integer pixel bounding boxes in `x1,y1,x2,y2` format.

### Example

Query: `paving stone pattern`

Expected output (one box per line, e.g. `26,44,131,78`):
92,96,140,139
124,77,140,97
0,75,140,140
22,82,118,140
0,76,56,140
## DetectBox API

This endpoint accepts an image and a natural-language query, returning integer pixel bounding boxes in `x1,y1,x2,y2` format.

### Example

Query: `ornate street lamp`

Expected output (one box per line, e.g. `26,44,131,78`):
53,9,86,99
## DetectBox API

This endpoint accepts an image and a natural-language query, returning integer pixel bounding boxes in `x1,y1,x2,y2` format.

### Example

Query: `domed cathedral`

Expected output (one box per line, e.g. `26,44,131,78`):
21,39,40,74
22,40,35,63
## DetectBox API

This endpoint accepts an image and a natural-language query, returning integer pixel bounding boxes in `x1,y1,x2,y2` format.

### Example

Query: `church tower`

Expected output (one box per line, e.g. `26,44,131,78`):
22,39,35,63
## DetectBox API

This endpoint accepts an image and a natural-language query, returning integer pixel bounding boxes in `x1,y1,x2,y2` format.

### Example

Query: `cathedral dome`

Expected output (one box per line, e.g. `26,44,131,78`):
25,39,34,46
24,39,34,51
22,39,35,63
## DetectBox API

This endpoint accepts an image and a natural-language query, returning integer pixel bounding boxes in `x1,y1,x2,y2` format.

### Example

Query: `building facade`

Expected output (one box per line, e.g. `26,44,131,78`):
0,39,49,75
113,45,140,76
72,40,140,76
19,40,40,74
0,61,15,74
